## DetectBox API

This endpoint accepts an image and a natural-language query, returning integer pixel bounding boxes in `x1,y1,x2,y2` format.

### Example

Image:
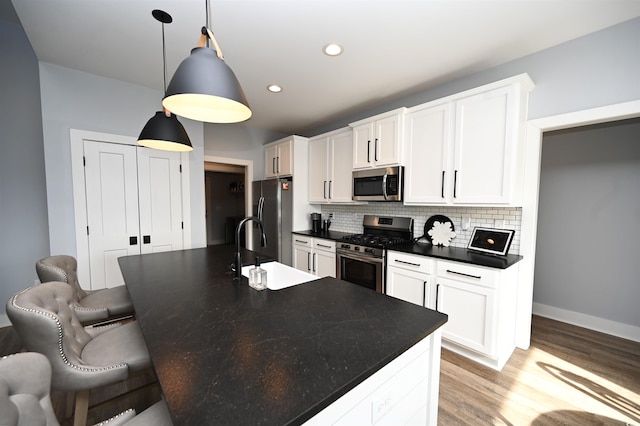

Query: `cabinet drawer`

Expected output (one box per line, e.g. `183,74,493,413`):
292,235,312,246
313,238,335,252
437,260,497,288
387,251,434,274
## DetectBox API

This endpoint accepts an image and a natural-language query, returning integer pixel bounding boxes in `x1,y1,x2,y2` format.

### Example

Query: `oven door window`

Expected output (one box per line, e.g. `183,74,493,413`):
339,255,382,292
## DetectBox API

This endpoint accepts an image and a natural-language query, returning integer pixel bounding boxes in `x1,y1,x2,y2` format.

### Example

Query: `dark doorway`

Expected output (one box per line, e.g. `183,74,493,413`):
204,163,247,246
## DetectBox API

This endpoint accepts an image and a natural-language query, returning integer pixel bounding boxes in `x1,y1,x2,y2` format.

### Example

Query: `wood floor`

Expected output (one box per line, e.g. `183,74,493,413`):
2,315,639,425
439,315,640,425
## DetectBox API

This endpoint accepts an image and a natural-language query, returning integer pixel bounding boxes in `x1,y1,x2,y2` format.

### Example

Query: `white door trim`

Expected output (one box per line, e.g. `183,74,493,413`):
70,129,192,289
517,100,640,349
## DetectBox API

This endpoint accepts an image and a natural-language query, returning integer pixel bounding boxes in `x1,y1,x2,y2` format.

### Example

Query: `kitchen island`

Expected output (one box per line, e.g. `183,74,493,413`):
118,245,448,425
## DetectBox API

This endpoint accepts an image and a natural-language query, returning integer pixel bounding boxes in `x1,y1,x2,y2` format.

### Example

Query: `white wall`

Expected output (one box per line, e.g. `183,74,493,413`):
534,119,640,327
39,62,207,257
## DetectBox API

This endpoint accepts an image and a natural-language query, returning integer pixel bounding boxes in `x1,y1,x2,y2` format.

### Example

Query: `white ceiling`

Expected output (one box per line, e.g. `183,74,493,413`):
10,0,640,134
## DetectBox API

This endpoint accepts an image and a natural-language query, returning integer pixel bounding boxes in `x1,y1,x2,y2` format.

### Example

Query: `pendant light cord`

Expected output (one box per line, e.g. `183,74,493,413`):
198,0,224,60
162,21,167,94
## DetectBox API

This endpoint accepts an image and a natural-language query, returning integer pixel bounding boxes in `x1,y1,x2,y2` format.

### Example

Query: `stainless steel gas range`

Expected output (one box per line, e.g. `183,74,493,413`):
336,215,414,293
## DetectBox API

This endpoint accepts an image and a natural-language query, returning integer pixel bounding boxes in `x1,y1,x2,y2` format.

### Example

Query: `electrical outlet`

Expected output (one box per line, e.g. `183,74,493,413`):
462,215,471,230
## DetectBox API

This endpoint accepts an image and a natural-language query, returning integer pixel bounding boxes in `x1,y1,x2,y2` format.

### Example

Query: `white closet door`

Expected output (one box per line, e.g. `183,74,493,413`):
137,148,184,254
84,142,140,289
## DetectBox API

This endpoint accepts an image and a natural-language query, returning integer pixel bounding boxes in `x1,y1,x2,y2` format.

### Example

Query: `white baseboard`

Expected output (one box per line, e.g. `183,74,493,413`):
532,303,640,343
0,313,11,328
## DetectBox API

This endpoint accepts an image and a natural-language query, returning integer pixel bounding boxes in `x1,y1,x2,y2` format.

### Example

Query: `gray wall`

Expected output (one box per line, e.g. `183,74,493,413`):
534,119,640,327
38,62,207,255
204,123,286,180
303,17,640,137
0,3,49,317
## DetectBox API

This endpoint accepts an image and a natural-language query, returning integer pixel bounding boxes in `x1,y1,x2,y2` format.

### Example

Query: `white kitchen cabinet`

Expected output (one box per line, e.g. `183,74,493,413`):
386,251,435,308
350,108,405,170
292,235,336,278
386,250,519,371
435,259,519,371
403,74,533,206
308,128,354,203
265,137,293,178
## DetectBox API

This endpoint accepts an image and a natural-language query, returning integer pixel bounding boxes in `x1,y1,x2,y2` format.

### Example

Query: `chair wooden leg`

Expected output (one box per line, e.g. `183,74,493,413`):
73,389,90,426
66,391,75,419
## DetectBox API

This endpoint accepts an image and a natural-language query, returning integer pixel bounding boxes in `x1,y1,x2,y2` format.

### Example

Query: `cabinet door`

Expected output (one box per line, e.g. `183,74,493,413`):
386,266,430,308
314,250,336,278
374,114,401,167
404,104,451,204
292,244,313,273
352,123,373,169
328,130,354,202
265,144,278,178
277,140,293,176
308,137,329,202
436,277,496,356
453,85,516,204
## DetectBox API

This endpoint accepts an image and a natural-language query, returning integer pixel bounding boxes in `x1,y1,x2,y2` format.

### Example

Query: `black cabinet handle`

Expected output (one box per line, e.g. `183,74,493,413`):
453,170,458,198
394,259,421,267
307,253,311,272
436,283,440,311
323,180,327,199
313,253,317,272
129,236,138,246
422,281,427,308
441,171,445,198
374,138,379,161
367,140,371,163
276,156,280,173
272,157,276,174
328,181,332,199
143,235,151,244
446,269,481,280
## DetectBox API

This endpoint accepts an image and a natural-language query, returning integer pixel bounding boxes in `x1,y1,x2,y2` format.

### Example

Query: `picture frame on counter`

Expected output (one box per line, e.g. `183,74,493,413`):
467,227,515,256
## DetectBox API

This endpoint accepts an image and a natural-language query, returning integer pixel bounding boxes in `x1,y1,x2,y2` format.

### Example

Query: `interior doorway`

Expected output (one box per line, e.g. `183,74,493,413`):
204,162,247,246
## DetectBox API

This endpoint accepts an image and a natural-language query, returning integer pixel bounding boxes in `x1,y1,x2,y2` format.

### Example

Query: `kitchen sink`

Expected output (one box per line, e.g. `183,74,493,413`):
241,261,317,290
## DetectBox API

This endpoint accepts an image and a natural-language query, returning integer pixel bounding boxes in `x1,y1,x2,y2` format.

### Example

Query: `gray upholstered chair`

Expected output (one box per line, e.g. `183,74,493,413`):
36,255,134,324
0,352,173,426
6,282,154,426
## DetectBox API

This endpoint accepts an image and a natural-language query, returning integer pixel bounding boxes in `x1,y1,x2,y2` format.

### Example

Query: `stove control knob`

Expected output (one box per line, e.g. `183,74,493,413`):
364,248,374,254
354,246,360,251
341,244,350,249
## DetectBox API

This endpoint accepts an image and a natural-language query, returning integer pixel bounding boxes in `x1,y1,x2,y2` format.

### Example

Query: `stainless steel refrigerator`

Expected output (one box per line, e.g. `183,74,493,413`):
251,178,293,265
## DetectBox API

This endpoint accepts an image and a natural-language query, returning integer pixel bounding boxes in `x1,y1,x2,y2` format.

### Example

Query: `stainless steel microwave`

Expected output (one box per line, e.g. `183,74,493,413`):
352,166,403,201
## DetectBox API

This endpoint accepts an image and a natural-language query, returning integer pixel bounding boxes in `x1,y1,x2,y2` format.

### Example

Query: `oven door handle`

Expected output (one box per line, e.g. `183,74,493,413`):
337,250,384,264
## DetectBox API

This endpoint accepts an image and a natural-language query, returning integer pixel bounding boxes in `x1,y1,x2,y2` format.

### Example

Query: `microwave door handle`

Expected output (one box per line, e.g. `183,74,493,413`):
382,172,388,200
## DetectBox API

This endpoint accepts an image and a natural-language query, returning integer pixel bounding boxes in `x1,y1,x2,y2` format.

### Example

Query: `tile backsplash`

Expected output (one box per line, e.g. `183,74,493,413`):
320,204,522,255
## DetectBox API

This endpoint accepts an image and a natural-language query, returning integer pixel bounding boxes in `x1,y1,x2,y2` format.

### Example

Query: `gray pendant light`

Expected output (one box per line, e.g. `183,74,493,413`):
162,0,251,124
138,9,193,152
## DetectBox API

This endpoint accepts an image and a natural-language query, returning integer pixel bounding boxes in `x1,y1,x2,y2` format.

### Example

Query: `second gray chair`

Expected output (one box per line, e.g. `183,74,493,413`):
0,352,173,426
6,282,153,426
36,255,134,324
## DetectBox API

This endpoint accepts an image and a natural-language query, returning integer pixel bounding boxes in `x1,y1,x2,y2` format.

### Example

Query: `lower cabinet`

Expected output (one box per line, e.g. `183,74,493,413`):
386,251,519,371
292,235,336,278
386,251,435,308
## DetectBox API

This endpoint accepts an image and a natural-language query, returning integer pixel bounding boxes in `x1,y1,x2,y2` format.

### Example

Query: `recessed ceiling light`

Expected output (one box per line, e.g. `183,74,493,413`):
323,43,343,56
267,84,282,93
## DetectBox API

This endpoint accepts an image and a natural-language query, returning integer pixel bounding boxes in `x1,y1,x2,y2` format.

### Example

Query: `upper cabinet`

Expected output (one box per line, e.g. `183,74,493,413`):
265,137,293,178
403,74,534,206
308,128,354,203
350,108,406,170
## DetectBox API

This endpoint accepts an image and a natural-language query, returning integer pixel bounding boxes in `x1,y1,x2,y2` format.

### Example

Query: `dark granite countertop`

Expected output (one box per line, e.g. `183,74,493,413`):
292,229,353,240
390,242,523,269
118,245,447,426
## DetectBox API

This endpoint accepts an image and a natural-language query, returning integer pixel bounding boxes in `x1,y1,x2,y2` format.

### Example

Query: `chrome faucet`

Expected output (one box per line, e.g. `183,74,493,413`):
233,216,267,279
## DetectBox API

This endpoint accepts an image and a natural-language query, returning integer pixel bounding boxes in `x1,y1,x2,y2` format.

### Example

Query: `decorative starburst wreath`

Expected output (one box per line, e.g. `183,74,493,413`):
427,221,456,247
